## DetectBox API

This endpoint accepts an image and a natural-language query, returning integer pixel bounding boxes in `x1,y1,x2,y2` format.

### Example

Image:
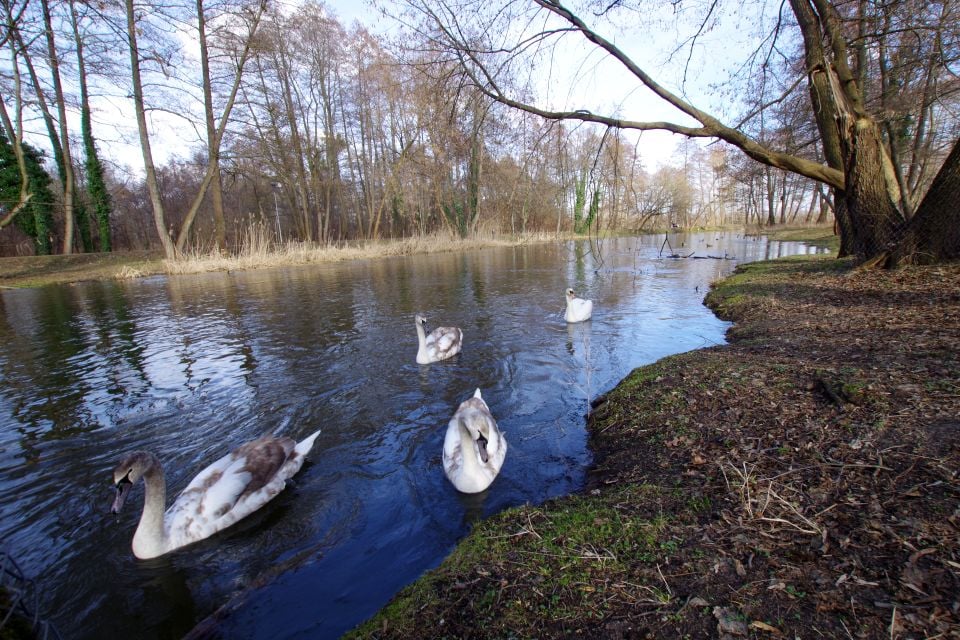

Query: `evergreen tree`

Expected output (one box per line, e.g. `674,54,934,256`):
0,132,55,254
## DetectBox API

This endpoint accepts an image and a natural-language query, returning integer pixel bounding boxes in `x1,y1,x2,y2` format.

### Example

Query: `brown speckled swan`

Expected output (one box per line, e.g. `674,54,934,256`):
442,389,507,493
414,313,463,364
110,430,321,559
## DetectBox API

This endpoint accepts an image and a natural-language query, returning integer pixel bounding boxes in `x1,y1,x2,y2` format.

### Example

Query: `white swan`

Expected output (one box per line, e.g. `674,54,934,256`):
110,430,321,559
564,288,593,323
442,389,507,493
415,313,463,364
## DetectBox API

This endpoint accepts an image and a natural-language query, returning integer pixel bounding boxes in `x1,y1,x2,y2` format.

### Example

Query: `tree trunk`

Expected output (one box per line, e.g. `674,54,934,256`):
842,118,905,257
765,166,776,225
196,0,226,251
0,19,33,232
69,0,112,252
125,0,176,259
39,0,78,254
175,0,263,252
891,136,960,265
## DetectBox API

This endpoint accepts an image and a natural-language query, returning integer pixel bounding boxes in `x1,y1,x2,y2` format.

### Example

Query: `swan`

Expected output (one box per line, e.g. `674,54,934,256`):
442,389,507,493
110,430,321,559
564,288,593,323
414,313,463,364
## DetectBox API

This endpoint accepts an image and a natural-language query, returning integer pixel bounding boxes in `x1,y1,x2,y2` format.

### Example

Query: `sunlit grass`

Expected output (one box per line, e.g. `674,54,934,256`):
163,225,557,276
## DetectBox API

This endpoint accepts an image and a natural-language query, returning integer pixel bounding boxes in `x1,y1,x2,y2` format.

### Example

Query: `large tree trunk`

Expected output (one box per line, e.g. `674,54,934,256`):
891,136,960,265
69,0,112,253
39,0,77,254
125,0,177,259
196,0,226,252
176,0,263,253
791,0,905,260
842,118,905,257
0,23,33,232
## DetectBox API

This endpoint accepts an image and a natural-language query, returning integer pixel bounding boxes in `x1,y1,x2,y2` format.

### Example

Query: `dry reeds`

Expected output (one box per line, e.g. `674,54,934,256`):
719,461,825,537
163,227,555,276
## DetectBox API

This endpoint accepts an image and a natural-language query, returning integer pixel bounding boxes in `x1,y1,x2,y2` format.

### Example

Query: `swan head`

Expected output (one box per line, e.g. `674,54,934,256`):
458,418,493,463
565,288,576,300
110,451,155,514
475,431,491,463
415,313,428,328
462,413,495,464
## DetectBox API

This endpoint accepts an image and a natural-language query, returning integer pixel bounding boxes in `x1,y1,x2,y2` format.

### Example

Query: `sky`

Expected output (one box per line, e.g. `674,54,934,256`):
78,0,757,178
88,0,387,175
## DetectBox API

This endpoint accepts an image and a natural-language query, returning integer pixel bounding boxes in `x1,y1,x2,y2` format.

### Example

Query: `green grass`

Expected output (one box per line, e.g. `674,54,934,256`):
345,484,683,638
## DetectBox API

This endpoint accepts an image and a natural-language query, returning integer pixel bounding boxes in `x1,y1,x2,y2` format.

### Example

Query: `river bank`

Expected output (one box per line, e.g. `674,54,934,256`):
0,232,553,289
0,226,829,290
347,252,960,637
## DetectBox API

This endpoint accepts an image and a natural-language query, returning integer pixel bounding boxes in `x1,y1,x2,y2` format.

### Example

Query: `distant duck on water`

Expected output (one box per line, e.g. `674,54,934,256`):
414,313,463,364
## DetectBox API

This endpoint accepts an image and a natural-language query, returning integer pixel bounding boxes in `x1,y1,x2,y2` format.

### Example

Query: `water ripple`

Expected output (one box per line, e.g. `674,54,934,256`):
0,234,826,638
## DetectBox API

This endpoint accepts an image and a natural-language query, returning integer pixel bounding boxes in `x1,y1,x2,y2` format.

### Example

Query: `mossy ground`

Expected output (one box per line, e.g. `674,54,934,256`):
348,247,959,639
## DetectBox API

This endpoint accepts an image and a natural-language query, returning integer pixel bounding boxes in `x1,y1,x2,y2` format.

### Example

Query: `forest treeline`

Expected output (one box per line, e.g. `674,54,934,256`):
0,0,957,261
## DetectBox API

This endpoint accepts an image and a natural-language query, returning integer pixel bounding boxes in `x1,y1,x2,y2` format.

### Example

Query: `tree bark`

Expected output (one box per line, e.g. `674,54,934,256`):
125,0,177,259
196,0,225,251
39,0,77,254
69,0,112,252
891,137,960,265
841,117,905,256
174,1,264,253
0,16,33,231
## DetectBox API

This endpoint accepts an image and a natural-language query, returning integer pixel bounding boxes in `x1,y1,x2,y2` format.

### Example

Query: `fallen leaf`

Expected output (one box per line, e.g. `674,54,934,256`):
749,620,783,635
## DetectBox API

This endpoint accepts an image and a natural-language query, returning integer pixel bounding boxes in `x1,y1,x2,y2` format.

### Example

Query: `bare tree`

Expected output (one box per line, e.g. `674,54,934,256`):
399,0,960,264
124,0,176,258
0,0,33,230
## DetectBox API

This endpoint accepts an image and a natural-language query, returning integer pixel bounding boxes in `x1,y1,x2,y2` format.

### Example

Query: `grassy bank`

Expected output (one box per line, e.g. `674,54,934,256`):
0,225,836,290
0,232,553,289
347,250,959,637
0,250,164,289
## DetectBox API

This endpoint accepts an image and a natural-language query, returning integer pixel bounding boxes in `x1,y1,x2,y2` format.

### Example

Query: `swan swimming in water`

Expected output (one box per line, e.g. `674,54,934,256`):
414,313,463,364
564,288,593,323
110,430,321,559
442,389,507,493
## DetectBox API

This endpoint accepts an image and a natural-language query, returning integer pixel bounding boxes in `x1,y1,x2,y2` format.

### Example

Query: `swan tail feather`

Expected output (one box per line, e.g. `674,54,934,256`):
295,429,321,456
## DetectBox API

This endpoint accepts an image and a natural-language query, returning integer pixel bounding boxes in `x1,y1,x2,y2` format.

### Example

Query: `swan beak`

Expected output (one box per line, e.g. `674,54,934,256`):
476,434,489,463
112,478,132,514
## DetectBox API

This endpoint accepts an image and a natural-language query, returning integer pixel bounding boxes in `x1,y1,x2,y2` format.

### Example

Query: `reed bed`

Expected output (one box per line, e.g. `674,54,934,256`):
163,227,556,276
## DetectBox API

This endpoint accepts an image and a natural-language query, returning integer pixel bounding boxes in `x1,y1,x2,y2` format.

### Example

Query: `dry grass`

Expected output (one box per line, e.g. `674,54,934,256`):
163,226,556,276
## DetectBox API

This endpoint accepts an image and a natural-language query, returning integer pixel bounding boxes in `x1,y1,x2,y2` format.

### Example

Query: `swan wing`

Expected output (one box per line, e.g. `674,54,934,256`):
427,327,462,359
566,298,593,321
442,420,463,477
165,436,296,543
487,427,508,473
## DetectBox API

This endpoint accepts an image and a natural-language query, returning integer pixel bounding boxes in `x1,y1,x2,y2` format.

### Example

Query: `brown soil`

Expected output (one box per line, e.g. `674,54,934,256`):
348,257,960,639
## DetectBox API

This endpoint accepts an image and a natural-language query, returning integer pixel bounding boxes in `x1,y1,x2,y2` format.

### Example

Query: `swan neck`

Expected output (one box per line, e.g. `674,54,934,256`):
457,418,481,471
133,459,167,557
415,321,427,345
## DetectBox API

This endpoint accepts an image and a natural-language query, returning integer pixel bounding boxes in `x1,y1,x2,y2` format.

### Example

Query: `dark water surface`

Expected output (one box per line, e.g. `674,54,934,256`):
0,234,825,638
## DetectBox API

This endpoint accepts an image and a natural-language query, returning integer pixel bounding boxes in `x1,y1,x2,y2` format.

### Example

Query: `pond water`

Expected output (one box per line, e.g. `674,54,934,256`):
0,233,826,639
